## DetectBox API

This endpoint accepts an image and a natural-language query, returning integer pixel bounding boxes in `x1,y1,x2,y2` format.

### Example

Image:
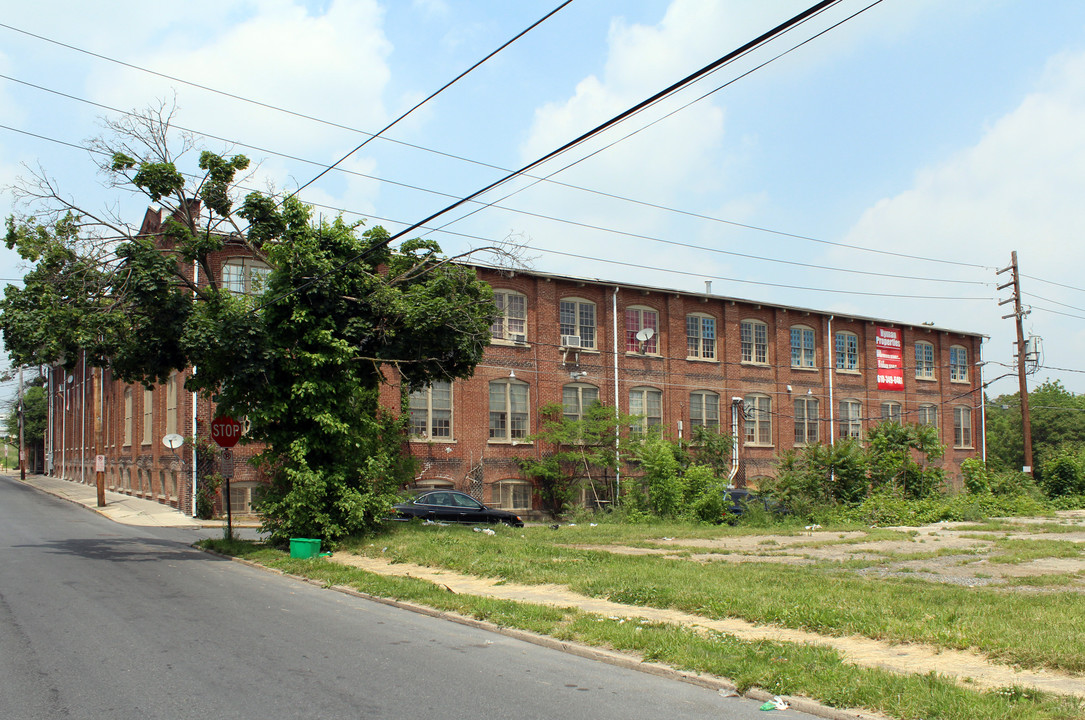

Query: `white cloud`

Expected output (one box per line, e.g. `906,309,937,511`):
839,47,1085,392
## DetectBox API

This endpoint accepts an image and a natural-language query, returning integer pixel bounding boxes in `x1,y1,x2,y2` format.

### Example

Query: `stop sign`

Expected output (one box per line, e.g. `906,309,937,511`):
210,416,243,448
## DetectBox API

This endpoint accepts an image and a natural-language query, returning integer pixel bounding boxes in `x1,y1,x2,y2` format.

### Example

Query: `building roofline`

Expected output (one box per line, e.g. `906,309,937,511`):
468,261,988,340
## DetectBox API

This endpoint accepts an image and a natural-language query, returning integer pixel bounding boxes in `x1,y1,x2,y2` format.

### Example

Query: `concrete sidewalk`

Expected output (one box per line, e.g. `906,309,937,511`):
7,471,258,529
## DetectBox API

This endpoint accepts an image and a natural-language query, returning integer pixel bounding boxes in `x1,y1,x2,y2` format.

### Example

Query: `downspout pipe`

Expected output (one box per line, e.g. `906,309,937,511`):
827,315,835,446
728,397,742,487
979,340,986,465
612,286,621,502
191,259,199,517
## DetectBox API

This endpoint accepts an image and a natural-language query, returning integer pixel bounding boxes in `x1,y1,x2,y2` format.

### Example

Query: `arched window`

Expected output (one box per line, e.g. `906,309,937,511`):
689,391,720,429
625,306,659,354
838,399,862,438
409,381,453,440
686,314,717,360
790,325,816,368
794,396,818,445
563,383,599,422
950,345,968,382
744,394,772,445
740,320,768,364
915,341,935,379
629,386,662,435
880,401,902,423
491,290,528,342
835,331,859,371
489,379,529,442
493,479,533,511
222,258,271,295
559,298,596,350
953,406,973,448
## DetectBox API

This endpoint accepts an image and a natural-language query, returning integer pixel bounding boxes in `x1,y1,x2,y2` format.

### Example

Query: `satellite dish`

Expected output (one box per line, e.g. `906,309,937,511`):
635,327,655,342
162,433,185,450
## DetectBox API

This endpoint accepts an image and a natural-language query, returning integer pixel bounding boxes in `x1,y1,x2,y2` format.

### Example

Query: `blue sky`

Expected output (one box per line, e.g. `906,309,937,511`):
3,0,1085,402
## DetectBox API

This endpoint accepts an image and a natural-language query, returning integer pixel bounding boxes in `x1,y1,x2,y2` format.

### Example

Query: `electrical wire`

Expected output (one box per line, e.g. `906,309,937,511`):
288,0,576,198
0,7,993,274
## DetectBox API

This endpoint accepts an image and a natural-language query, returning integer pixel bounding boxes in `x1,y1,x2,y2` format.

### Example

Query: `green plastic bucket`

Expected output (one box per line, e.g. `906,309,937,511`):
289,538,322,559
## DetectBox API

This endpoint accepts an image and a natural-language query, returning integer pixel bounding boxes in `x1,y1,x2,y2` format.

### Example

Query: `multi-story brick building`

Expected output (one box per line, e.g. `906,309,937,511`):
43,207,986,519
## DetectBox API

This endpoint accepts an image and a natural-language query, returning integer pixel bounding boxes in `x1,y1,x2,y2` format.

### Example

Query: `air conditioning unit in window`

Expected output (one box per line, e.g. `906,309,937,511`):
561,335,582,349
510,333,527,345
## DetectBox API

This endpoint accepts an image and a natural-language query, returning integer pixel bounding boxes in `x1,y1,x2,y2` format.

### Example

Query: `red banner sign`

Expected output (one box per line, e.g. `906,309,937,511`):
875,327,904,391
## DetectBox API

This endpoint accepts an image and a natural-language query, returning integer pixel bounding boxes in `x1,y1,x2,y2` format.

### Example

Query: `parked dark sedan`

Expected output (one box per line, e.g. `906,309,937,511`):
392,490,525,527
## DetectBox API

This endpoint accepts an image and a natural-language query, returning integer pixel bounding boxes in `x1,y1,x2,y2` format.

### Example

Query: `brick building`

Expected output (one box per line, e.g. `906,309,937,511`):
43,209,986,519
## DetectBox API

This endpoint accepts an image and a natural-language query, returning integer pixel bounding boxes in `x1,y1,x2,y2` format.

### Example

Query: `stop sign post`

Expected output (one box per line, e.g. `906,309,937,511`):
209,416,242,537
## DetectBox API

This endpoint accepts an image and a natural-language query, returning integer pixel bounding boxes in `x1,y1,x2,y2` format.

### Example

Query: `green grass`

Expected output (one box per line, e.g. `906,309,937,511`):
198,537,1085,720
343,522,1085,674
987,539,1085,564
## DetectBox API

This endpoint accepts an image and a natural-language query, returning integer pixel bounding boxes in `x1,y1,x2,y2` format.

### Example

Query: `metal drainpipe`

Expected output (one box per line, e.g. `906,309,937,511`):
46,367,53,475
827,315,835,445
979,339,986,464
728,397,742,487
191,259,199,517
612,286,621,501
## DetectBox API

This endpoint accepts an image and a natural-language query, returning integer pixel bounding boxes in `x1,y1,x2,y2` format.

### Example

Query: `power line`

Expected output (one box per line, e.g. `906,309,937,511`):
289,0,575,198
0,12,990,273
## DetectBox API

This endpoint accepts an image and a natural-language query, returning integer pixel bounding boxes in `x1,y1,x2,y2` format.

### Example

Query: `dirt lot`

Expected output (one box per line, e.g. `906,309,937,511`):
578,510,1085,591
335,510,1085,699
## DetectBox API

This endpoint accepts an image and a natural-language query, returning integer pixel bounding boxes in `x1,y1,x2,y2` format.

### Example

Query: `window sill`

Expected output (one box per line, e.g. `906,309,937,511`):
625,352,662,359
409,438,456,444
744,443,774,449
491,339,530,348
954,445,975,451
685,356,719,363
915,376,938,382
950,378,970,385
835,368,861,375
739,361,770,368
487,440,533,446
790,365,819,372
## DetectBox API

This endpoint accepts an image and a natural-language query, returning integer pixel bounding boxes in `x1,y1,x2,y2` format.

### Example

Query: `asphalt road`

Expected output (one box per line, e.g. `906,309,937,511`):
0,476,820,719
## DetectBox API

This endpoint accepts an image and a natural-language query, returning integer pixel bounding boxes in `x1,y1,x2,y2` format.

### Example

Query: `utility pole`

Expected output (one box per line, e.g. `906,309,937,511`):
997,251,1033,475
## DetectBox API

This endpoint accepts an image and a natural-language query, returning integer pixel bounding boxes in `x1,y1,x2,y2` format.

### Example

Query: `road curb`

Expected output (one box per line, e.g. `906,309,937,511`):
203,547,882,720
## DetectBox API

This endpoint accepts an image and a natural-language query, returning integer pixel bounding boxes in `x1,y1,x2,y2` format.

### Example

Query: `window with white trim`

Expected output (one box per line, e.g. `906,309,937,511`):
559,299,596,350
744,394,772,445
228,482,262,514
741,320,768,364
562,383,599,422
409,380,453,440
689,391,720,429
880,401,902,423
915,341,935,379
489,379,529,442
222,258,271,295
838,399,862,439
629,386,663,436
950,345,968,382
625,306,659,354
790,326,816,368
954,406,973,448
493,479,533,511
835,331,859,371
686,314,716,360
917,403,938,428
794,397,818,445
491,290,527,342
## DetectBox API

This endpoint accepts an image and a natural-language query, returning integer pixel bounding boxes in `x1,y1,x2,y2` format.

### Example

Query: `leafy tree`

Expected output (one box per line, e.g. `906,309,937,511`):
769,437,868,510
634,434,685,518
1,104,504,543
1037,445,1085,497
865,421,945,499
986,380,1085,483
519,402,629,517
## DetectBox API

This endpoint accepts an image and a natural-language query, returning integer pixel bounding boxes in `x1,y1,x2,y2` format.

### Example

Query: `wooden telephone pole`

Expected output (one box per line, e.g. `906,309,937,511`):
997,251,1033,475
